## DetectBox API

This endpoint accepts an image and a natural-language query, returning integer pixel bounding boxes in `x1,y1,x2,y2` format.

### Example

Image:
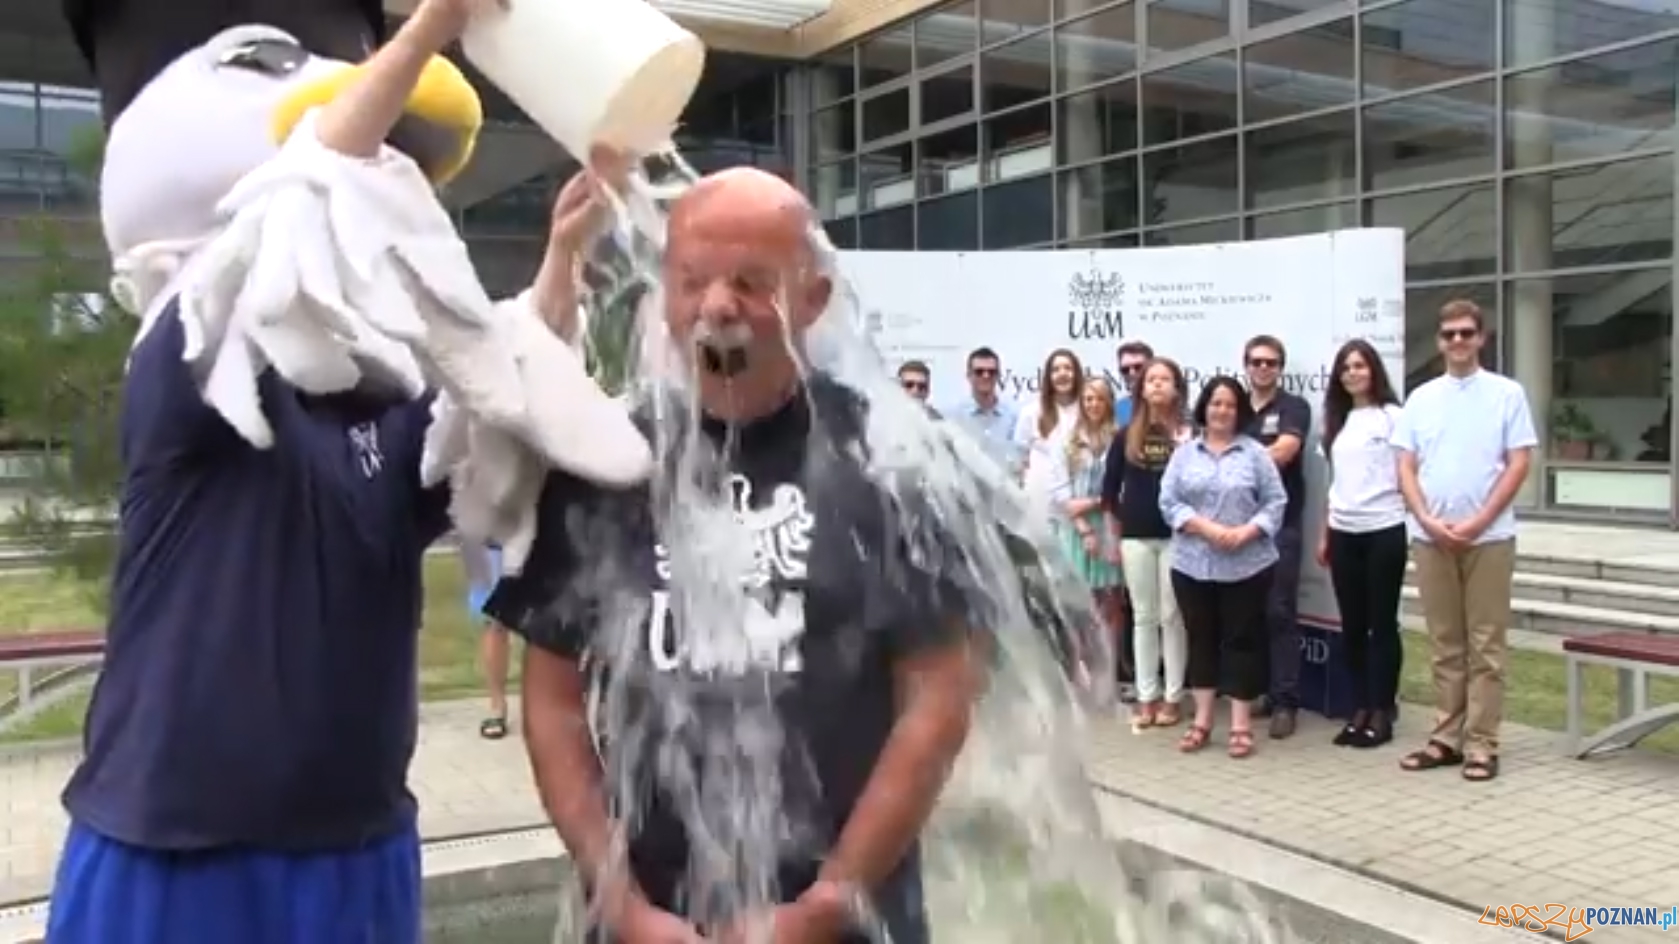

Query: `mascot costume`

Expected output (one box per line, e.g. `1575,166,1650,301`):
48,0,650,941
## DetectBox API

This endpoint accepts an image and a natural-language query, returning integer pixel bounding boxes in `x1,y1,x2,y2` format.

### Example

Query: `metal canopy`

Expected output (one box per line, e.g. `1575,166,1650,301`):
653,0,830,29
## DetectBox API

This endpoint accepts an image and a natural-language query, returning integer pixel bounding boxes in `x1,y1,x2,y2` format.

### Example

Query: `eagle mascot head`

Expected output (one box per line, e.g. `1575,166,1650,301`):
67,0,481,291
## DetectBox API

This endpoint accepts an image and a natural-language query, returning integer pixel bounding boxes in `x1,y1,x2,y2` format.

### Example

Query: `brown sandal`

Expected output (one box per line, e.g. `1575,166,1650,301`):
1227,729,1255,759
1155,703,1182,726
1178,724,1211,753
1462,755,1500,782
1399,741,1463,771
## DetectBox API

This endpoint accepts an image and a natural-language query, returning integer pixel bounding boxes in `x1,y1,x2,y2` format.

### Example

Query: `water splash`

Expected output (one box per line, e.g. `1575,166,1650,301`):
551,151,1288,943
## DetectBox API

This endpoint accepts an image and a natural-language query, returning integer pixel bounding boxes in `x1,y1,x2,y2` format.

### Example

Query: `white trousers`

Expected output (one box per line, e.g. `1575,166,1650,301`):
1121,538,1187,703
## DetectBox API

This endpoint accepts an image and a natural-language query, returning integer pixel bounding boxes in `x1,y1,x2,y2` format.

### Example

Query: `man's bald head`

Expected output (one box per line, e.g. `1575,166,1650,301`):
668,168,820,263
661,167,833,422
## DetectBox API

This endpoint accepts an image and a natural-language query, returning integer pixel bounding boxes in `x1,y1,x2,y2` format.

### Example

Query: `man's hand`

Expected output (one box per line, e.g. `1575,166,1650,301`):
551,149,632,255
531,154,630,340
1314,532,1329,568
315,0,504,161
1444,517,1488,547
614,898,705,944
1421,515,1468,552
719,886,850,944
406,0,507,49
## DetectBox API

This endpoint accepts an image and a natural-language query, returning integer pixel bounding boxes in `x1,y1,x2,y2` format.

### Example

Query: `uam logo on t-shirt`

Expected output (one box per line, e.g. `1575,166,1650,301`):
646,474,816,676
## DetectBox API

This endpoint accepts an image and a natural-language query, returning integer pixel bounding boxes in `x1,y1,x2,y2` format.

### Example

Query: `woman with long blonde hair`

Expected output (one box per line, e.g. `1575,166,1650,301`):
1049,377,1125,691
1100,358,1192,730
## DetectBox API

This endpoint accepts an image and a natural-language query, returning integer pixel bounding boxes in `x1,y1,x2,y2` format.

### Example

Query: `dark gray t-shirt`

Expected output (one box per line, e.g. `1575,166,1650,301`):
1247,390,1312,526
488,378,976,940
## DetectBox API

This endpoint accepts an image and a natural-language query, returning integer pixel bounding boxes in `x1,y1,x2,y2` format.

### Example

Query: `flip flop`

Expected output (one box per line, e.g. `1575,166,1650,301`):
479,716,508,740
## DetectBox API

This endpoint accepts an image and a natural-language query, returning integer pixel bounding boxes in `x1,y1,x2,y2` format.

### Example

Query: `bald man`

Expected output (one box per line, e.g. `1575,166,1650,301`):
487,167,983,944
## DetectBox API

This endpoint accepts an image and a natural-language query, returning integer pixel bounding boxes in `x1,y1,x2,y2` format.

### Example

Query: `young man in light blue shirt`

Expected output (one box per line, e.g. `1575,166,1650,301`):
945,346,1020,469
1113,340,1153,429
1392,299,1536,784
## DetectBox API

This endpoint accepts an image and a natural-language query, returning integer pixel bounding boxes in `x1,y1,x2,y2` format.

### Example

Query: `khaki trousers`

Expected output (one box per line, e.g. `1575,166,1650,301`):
1411,539,1516,756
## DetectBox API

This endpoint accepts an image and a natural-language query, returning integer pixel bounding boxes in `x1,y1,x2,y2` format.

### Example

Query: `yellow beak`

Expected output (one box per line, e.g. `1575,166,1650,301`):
269,55,483,187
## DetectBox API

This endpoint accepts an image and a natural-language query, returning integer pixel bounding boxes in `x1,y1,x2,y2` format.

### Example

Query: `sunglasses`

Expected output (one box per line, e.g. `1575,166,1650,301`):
901,380,928,392
969,367,998,377
1119,363,1145,375
1439,327,1479,342
1247,357,1280,369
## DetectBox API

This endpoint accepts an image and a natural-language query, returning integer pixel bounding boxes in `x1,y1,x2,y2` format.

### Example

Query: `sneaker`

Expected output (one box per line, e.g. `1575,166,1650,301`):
1268,707,1298,740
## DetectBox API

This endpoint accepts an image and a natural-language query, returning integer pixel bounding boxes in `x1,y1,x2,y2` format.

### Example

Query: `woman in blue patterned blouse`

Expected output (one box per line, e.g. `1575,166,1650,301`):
1158,376,1288,759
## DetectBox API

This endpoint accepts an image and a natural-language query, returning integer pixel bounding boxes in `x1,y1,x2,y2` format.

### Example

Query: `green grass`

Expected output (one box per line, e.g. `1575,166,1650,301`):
0,557,520,743
2,567,1676,753
1396,629,1679,754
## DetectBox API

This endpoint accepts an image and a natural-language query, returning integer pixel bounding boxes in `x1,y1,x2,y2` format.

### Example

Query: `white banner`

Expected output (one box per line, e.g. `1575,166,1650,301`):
841,228,1406,628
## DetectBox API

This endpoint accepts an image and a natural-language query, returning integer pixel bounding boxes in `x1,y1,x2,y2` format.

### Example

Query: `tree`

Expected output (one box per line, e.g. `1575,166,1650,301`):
0,127,131,611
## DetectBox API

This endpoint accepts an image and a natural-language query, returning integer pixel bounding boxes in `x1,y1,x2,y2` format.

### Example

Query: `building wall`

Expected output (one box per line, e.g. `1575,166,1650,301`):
794,0,1679,523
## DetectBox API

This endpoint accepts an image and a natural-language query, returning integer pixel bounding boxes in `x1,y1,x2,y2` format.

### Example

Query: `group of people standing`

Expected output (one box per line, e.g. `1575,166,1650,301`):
909,297,1535,778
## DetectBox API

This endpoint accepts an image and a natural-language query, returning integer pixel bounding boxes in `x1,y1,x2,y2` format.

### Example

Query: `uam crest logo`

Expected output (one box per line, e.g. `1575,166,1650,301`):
861,308,885,340
1067,269,1125,341
1354,296,1379,324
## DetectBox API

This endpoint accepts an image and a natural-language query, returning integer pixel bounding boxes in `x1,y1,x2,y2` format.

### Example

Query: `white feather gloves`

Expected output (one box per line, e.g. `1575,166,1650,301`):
111,109,652,569
419,290,628,574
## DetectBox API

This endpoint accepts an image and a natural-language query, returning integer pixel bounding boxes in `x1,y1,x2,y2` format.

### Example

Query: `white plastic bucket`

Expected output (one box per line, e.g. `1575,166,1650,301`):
461,0,707,159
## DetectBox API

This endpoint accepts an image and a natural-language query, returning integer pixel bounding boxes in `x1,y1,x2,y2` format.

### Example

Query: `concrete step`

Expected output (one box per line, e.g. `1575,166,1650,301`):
1407,553,1679,590
1511,552,1679,588
1399,584,1679,638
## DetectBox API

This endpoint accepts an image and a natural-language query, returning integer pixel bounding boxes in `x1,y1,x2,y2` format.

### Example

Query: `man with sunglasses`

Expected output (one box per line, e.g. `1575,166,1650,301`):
947,346,1019,469
1114,340,1154,427
898,359,935,412
1393,300,1534,785
1242,334,1313,740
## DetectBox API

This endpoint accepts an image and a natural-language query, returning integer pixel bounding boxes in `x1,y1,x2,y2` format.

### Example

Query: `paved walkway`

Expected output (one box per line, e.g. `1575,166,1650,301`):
1087,710,1679,943
3,700,1677,940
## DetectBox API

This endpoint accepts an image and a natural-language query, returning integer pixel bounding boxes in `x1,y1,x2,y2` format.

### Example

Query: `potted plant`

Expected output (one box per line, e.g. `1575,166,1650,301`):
1551,403,1597,460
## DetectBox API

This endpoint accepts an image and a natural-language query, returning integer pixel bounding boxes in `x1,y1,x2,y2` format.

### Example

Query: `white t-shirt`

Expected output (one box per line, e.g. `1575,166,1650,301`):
1327,404,1407,533
1014,400,1079,508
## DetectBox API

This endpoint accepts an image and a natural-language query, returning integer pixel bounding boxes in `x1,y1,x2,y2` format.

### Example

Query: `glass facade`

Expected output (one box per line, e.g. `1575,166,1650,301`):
799,0,1679,523
0,79,101,284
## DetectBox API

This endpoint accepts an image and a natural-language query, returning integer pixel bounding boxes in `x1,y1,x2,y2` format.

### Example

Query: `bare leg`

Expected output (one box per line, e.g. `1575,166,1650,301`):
481,620,510,724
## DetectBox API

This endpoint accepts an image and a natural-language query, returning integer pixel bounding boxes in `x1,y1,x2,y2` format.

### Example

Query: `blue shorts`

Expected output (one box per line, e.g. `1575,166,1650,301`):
468,585,495,623
46,820,421,944
467,546,504,624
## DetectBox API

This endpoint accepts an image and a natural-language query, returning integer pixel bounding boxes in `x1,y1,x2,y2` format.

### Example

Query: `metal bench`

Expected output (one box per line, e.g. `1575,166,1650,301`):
0,630,105,723
1562,631,1679,759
